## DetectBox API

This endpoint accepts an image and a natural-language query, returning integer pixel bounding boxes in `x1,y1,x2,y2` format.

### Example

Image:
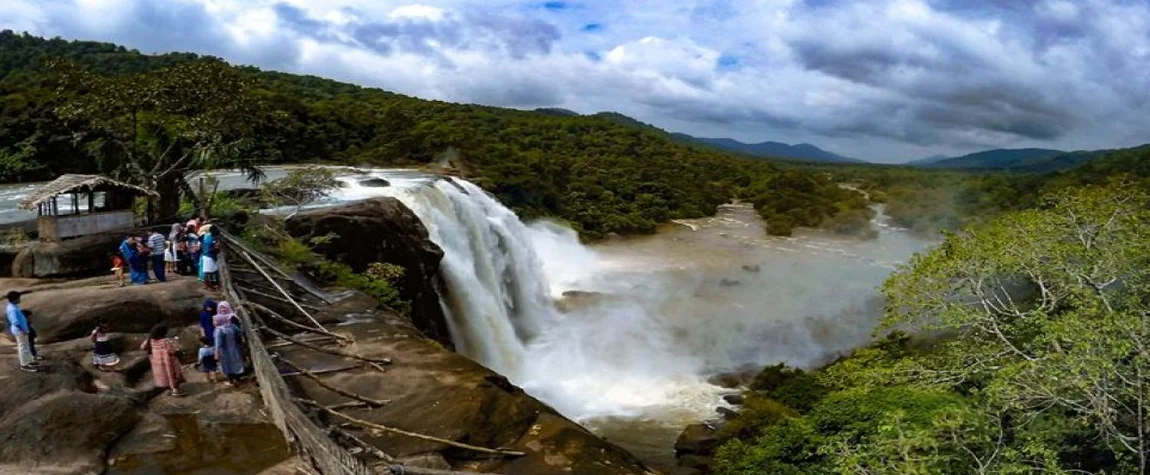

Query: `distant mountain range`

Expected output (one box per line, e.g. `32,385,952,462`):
906,154,951,166
910,148,1108,173
670,136,866,164
534,109,1120,173
538,110,865,164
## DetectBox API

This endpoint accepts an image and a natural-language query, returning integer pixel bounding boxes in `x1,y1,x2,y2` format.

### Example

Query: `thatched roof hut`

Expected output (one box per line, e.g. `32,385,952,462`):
20,174,153,211
22,174,155,241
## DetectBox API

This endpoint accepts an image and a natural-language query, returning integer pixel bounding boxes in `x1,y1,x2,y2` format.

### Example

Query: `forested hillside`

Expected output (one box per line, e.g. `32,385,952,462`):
801,144,1150,236
0,31,864,238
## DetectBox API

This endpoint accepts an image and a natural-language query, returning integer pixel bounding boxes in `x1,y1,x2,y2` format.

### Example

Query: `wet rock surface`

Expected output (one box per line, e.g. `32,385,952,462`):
286,197,451,343
7,278,206,343
281,298,658,475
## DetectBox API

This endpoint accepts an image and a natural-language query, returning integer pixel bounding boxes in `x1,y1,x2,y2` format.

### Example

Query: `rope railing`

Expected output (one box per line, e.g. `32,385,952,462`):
219,247,377,475
218,230,519,474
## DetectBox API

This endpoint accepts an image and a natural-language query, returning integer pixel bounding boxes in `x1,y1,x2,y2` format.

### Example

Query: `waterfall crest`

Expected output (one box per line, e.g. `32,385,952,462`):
375,178,559,377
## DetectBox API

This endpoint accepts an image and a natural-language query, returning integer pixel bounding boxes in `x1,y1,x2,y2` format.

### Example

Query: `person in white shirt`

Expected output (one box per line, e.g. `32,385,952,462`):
147,230,167,282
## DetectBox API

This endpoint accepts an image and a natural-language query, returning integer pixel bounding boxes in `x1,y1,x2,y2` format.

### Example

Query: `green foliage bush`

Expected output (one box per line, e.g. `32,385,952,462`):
749,364,830,413
715,395,797,442
714,182,1150,475
315,260,410,315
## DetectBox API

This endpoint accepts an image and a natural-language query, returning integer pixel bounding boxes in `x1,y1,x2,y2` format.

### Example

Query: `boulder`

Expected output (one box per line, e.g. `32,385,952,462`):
17,279,207,343
279,317,655,475
677,455,713,471
285,197,450,343
11,232,125,278
741,264,761,273
715,406,739,420
722,393,745,405
706,369,759,389
718,278,740,287
0,357,94,420
556,290,604,313
0,391,141,474
674,423,719,456
108,388,292,474
358,178,391,188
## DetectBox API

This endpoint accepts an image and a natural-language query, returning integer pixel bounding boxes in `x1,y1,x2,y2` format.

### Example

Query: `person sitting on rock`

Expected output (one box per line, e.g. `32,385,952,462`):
196,337,220,383
90,320,120,370
213,302,246,387
140,324,185,397
6,291,37,373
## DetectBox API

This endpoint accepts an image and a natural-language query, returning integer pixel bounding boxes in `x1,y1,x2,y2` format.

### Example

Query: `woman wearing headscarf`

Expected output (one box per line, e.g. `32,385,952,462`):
119,236,149,285
198,299,218,345
185,225,201,279
140,324,185,396
213,301,245,386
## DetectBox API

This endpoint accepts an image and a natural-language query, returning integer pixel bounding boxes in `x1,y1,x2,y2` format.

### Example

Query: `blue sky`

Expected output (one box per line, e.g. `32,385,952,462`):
2,0,1149,162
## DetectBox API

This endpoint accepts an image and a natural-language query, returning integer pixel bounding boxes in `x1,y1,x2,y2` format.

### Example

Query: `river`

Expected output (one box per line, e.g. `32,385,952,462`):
0,169,932,470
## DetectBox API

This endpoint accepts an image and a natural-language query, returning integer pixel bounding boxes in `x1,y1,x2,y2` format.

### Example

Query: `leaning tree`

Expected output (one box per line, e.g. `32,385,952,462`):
50,58,271,221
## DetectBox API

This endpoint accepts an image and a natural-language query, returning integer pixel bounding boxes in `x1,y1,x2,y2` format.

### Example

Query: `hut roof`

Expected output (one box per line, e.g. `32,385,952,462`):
20,174,155,210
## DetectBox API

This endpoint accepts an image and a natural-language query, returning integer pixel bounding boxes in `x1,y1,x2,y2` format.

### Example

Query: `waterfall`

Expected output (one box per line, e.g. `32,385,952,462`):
369,178,560,378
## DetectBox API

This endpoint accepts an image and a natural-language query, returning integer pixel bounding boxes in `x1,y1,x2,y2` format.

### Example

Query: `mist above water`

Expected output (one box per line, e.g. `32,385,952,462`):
204,168,934,466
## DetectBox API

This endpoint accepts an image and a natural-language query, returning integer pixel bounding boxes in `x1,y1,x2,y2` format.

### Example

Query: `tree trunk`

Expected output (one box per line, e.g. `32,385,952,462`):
149,173,182,223
178,176,204,219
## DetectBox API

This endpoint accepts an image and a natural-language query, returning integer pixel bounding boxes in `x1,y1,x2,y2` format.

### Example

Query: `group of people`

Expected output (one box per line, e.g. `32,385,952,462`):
114,219,220,290
16,294,249,395
138,299,247,396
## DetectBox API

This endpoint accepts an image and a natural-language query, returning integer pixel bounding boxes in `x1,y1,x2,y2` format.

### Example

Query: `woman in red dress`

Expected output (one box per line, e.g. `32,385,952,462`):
140,324,185,396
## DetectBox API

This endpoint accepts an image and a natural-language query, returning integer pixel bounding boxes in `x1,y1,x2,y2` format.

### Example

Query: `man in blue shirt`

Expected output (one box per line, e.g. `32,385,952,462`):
7,291,36,372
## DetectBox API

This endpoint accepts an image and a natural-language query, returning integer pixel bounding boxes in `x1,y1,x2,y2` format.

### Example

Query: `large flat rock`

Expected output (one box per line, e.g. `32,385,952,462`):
279,308,658,475
14,278,208,343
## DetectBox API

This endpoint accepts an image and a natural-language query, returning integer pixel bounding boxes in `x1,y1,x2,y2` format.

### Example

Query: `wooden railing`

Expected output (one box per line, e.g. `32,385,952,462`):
218,248,376,475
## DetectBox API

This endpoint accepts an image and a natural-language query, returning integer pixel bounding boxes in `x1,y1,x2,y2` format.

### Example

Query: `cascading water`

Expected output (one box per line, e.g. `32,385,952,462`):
334,175,733,422
353,178,560,378
316,169,932,466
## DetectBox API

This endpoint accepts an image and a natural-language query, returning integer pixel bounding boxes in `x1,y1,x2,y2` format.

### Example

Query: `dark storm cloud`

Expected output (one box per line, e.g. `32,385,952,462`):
5,0,1148,160
765,0,1150,150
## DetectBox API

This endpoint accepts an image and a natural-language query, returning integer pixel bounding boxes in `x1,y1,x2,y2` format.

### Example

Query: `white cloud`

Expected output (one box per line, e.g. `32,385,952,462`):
388,4,448,22
1,0,1148,162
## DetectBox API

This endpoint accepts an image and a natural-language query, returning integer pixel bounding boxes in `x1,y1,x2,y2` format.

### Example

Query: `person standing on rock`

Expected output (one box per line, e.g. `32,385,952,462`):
170,223,188,275
198,299,218,345
147,229,167,283
185,227,201,279
141,324,185,396
213,301,245,386
120,236,149,285
6,291,37,372
199,225,220,290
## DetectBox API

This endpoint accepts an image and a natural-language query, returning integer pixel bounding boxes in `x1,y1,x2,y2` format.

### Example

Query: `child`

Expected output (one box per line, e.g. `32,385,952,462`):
90,320,120,369
195,336,219,382
164,240,177,276
111,252,125,287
